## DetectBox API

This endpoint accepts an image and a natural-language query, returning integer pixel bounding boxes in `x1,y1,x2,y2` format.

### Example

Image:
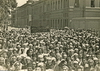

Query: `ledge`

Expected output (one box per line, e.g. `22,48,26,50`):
72,17,100,20
86,7,100,9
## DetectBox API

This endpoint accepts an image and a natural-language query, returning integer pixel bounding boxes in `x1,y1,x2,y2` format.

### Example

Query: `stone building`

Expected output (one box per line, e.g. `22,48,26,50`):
12,0,100,32
12,0,33,27
32,0,69,29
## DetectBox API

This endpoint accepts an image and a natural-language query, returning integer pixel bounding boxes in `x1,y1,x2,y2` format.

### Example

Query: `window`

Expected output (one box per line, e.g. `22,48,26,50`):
61,0,62,9
53,2,55,10
47,4,49,11
91,0,95,7
51,2,52,10
58,0,60,9
55,1,57,10
74,0,79,7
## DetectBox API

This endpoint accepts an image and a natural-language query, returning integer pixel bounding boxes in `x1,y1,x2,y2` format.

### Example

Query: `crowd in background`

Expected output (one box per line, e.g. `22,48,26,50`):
0,27,100,71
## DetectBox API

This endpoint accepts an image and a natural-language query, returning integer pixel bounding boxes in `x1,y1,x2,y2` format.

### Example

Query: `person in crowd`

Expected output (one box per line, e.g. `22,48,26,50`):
27,63,33,71
54,60,69,71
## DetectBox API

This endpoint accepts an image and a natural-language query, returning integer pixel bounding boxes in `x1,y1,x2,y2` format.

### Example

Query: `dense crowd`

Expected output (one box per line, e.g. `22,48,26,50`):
0,27,100,71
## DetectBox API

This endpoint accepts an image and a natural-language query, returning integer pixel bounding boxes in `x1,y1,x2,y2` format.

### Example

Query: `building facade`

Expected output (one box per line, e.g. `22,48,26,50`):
12,0,100,30
32,0,69,29
11,0,33,27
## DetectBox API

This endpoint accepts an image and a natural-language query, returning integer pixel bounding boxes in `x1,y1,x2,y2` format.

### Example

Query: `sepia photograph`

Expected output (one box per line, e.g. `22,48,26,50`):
0,0,100,71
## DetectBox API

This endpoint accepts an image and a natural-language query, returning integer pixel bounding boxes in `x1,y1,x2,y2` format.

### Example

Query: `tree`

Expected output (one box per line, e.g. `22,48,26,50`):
0,0,17,25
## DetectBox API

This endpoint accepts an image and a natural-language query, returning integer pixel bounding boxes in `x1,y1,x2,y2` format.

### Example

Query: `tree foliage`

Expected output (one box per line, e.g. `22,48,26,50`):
0,0,17,23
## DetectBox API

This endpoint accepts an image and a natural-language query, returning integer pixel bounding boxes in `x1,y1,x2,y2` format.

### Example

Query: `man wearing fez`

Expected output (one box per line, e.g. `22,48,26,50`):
32,62,36,70
0,56,6,70
27,49,33,58
46,57,54,70
35,66,42,71
54,60,69,71
83,59,90,71
89,59,95,71
94,57,100,71
70,61,79,71
5,59,11,71
11,62,22,71
27,63,33,71
10,55,17,67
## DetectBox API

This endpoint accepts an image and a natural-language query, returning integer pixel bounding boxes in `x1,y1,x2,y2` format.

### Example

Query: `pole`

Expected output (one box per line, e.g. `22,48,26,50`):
67,0,69,27
83,0,85,17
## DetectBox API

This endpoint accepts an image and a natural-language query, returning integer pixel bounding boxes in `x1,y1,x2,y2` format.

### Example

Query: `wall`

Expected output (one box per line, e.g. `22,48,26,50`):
71,18,100,35
32,0,69,29
12,2,33,28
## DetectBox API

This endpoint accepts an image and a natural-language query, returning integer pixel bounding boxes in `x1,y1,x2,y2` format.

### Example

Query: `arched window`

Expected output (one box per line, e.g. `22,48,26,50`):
74,0,79,7
91,0,95,7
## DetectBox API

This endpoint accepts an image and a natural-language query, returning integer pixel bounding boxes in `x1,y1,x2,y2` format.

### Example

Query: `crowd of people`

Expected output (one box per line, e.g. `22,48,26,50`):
0,27,100,71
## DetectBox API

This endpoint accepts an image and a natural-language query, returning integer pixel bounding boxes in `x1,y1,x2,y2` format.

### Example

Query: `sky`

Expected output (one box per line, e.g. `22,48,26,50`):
17,0,39,6
17,0,28,6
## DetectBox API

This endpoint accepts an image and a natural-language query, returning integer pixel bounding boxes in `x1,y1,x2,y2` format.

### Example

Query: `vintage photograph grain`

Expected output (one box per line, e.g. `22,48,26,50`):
0,0,100,71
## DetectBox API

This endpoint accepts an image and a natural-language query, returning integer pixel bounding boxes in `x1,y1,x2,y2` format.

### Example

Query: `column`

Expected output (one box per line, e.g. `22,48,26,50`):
64,0,65,8
57,0,58,10
51,1,52,11
54,0,55,10
54,19,55,29
62,19,64,29
63,19,65,27
56,19,57,29
61,0,63,9
60,0,61,9
53,19,55,28
53,1,55,10
55,0,57,10
51,19,53,28
95,0,99,7
86,0,91,7
58,0,60,9
52,1,53,11
57,19,59,29
58,19,60,29
62,0,64,9
60,19,61,29
65,19,67,27
51,20,52,28
69,0,75,8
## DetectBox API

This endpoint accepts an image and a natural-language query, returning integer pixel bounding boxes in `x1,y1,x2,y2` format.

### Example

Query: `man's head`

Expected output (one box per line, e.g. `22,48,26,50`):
35,66,41,71
0,57,4,65
73,61,79,67
32,62,36,69
59,60,67,68
27,63,33,71
14,62,21,70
